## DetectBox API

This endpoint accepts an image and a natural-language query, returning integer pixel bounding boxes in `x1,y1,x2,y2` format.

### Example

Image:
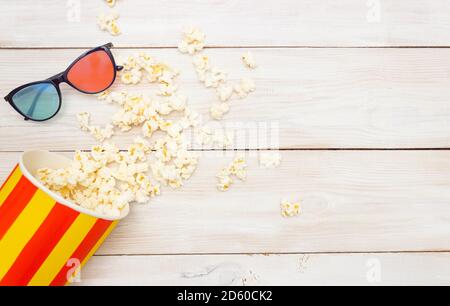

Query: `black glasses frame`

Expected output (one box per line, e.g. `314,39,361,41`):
4,43,124,122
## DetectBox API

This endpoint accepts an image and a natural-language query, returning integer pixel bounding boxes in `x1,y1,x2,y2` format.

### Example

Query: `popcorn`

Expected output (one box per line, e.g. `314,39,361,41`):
68,30,263,218
234,78,256,99
259,152,282,169
104,0,117,7
210,103,230,120
184,108,203,127
228,156,247,181
97,90,110,101
193,54,210,71
142,118,159,138
37,140,163,218
121,69,142,85
178,27,206,55
241,78,256,93
280,200,301,218
97,12,121,36
195,126,234,149
217,85,234,102
151,162,183,189
167,123,183,138
90,125,115,142
107,91,178,133
116,54,180,90
242,51,257,69
192,55,228,89
77,112,115,142
169,94,187,112
117,55,139,72
77,112,91,132
173,150,199,180
100,89,127,105
217,174,233,192
179,28,257,122
216,156,247,191
154,137,179,163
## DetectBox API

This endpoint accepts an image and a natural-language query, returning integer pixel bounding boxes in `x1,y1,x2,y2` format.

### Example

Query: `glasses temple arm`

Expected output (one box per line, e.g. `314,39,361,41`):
25,86,47,119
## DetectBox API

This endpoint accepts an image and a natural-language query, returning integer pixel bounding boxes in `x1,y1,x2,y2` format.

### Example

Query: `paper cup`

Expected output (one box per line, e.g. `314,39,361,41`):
0,150,129,286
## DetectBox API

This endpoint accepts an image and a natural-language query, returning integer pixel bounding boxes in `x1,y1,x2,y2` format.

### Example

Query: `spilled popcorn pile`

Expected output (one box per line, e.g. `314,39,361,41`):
39,50,201,217
37,140,160,218
38,23,293,219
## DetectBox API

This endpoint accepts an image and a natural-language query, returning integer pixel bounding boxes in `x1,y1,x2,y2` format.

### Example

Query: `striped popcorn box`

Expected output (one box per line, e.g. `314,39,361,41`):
0,151,129,286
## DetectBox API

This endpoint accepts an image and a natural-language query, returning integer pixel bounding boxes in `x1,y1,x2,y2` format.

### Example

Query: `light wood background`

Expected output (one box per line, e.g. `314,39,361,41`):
0,0,449,286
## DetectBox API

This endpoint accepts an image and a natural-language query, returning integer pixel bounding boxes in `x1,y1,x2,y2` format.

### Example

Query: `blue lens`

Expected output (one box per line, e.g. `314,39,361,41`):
12,83,60,120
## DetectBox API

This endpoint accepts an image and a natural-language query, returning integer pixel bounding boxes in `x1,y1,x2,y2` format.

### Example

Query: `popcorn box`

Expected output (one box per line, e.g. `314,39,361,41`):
0,151,129,286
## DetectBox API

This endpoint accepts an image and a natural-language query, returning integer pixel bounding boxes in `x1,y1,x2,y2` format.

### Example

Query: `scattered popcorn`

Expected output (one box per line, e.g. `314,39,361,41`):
89,125,115,142
217,174,233,192
210,103,230,121
97,12,121,36
259,152,282,169
77,112,115,142
241,78,256,93
217,84,234,102
234,78,256,99
195,126,234,149
179,28,257,120
150,133,198,190
193,54,210,71
242,51,257,69
97,90,110,101
68,29,264,218
216,156,247,191
281,200,301,218
178,27,206,55
169,94,187,112
204,68,228,88
228,156,247,181
192,55,228,90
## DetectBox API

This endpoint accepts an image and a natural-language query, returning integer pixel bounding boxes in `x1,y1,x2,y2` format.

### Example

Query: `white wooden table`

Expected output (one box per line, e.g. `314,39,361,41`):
0,0,449,285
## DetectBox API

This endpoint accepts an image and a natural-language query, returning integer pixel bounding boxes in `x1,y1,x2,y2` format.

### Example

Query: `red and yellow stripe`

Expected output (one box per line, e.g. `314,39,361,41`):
0,164,118,286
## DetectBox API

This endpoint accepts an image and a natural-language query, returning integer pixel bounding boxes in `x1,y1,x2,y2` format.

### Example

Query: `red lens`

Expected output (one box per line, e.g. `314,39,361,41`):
67,50,115,93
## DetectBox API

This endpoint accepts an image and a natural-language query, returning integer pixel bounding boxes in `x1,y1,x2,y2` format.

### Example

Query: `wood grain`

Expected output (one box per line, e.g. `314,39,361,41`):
2,48,450,151
1,0,449,286
1,1,450,48
1,150,449,254
74,253,450,286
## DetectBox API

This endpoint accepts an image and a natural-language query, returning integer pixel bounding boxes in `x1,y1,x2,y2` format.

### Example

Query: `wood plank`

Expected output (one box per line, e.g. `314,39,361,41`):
1,151,449,254
73,253,450,286
1,1,450,48
2,48,450,150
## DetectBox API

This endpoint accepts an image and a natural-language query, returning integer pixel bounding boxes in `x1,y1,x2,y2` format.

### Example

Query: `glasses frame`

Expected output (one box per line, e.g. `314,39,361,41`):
4,43,123,122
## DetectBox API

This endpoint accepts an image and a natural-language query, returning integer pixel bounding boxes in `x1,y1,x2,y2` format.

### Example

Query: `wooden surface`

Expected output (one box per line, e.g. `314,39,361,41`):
3,48,450,150
75,253,450,286
1,0,450,47
0,0,449,286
